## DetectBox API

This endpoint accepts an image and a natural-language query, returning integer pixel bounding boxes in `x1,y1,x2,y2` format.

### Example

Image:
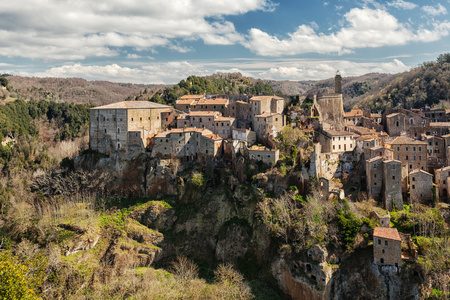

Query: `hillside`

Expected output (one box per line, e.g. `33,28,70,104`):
355,54,450,112
4,76,168,106
306,73,395,111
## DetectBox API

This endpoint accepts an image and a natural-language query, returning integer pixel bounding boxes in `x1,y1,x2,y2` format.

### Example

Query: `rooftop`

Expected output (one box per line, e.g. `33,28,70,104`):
196,98,228,105
92,101,172,110
323,129,354,136
373,227,401,241
344,110,363,118
387,136,427,145
250,95,284,101
429,122,450,127
409,169,432,176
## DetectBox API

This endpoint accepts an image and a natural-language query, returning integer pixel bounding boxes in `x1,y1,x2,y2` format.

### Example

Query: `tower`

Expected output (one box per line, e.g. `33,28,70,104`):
335,71,342,94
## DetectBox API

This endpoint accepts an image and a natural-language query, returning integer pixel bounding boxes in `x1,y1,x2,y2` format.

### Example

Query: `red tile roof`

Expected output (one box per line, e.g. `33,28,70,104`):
373,227,401,241
344,110,363,118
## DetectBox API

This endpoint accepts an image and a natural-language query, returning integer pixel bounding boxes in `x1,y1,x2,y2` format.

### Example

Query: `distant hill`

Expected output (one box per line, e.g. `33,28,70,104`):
354,54,450,112
305,73,395,111
4,76,168,106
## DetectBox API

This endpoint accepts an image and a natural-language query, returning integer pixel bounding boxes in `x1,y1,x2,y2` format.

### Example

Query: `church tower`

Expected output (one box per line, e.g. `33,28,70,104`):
335,71,342,94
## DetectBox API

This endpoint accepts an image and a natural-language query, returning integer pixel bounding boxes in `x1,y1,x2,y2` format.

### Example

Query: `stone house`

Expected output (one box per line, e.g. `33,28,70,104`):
249,95,284,120
424,135,446,173
176,111,220,130
367,146,394,161
232,128,256,146
213,117,237,139
435,166,450,200
421,107,450,122
89,101,172,158
373,227,402,267
410,122,450,139
344,109,364,125
317,129,355,153
384,108,429,137
253,113,285,140
366,157,403,211
151,127,222,163
175,95,205,112
355,136,382,159
248,145,279,165
385,136,427,172
409,169,433,204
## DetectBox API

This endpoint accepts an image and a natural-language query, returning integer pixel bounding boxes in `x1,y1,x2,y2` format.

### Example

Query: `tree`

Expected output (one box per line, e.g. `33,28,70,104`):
0,251,45,300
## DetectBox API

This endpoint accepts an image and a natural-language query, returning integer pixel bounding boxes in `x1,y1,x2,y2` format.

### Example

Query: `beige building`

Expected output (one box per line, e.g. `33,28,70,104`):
435,166,450,200
317,130,355,153
89,101,172,157
409,169,433,205
249,95,284,120
151,127,222,163
384,109,429,137
366,157,403,211
373,227,402,267
248,145,279,165
385,136,427,172
344,109,364,125
367,146,394,161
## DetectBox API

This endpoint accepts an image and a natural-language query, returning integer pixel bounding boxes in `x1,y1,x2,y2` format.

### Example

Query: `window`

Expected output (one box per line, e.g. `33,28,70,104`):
392,164,396,169
374,174,377,178
412,177,415,181
397,147,400,151
374,163,377,168
140,117,142,121
429,141,432,146
120,118,123,122
419,146,422,151
413,146,416,151
436,142,438,146
396,121,399,127
414,156,416,161
410,164,412,169
104,129,107,133
393,176,395,180
117,143,120,149
419,156,421,160
406,147,409,151
118,128,120,134
333,145,335,150
406,155,409,160
397,155,400,160
378,239,381,245
344,137,346,141
412,185,415,189
131,118,134,121
385,240,388,246
166,139,168,143
339,145,341,150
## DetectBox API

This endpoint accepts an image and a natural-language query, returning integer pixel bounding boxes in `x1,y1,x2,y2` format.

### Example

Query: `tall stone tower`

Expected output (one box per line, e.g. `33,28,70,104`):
335,71,342,94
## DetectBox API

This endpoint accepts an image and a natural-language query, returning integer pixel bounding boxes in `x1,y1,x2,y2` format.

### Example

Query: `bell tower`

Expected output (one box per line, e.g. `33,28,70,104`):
335,71,342,94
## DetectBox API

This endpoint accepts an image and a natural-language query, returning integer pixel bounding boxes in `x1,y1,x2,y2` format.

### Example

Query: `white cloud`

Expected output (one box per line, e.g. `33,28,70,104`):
8,58,410,84
126,54,141,59
0,0,271,60
244,8,450,56
259,59,408,80
422,4,447,16
388,0,417,10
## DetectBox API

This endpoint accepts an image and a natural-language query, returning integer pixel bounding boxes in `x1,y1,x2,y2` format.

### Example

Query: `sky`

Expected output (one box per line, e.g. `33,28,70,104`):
0,0,449,84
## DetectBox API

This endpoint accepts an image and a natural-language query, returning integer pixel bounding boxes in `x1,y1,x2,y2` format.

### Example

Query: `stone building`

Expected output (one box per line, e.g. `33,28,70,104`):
385,136,427,172
344,109,364,125
311,72,345,131
175,95,229,115
176,111,220,130
253,113,285,140
317,129,355,153
248,145,279,165
409,122,450,139
151,127,222,163
435,166,450,200
421,107,450,122
232,128,256,146
384,108,429,137
424,135,446,173
373,227,402,267
367,146,394,161
249,95,284,120
89,101,172,158
409,169,433,204
175,95,205,112
366,157,403,211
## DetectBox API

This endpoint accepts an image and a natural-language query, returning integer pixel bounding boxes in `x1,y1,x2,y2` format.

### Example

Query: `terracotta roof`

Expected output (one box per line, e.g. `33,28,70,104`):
373,227,401,241
371,113,382,118
176,99,197,105
430,122,450,127
215,117,235,122
386,112,402,118
187,111,220,117
344,110,363,118
179,95,205,100
248,145,276,151
93,101,172,110
387,136,427,145
250,95,284,101
196,98,228,105
409,169,432,176
255,112,281,118
323,129,353,136
203,134,223,141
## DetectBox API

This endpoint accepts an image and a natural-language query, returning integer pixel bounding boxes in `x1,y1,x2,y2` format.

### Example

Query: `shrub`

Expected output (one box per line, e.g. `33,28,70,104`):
191,172,204,188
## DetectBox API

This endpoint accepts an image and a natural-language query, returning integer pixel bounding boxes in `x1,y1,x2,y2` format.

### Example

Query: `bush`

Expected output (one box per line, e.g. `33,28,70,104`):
0,251,45,300
191,172,204,188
